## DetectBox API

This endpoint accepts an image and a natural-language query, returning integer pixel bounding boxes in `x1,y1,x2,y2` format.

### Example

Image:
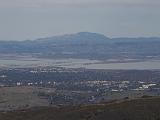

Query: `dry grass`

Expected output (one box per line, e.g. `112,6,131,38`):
0,86,55,111
0,97,160,120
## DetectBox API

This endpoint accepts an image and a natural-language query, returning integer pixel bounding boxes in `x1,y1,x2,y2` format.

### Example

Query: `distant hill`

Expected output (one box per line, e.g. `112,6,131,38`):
0,32,160,59
1,97,160,120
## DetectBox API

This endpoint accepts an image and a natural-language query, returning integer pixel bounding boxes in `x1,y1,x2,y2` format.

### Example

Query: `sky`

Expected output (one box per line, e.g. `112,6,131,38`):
0,0,160,40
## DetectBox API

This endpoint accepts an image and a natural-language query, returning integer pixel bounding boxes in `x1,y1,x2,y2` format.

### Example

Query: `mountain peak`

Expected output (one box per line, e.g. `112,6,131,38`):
76,32,109,38
77,32,100,35
36,32,110,42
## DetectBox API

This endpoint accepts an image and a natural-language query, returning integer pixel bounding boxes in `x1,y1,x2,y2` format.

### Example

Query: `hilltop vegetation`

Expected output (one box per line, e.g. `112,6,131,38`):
1,97,160,120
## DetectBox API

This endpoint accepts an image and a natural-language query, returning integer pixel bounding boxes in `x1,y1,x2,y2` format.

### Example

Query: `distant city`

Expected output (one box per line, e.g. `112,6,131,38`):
0,32,160,111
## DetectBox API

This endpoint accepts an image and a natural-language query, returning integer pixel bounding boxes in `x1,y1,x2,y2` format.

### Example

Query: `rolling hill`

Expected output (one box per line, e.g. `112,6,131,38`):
0,97,160,120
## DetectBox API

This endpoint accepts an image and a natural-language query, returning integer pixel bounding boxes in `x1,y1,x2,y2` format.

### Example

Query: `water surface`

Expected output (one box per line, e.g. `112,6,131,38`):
0,57,160,70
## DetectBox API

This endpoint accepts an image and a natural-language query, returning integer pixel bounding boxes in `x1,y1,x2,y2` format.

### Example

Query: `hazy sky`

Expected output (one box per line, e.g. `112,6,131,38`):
0,0,160,40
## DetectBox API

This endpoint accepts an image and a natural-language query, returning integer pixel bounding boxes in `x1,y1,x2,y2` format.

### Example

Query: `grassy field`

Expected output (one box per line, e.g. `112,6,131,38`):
0,97,160,120
0,86,55,111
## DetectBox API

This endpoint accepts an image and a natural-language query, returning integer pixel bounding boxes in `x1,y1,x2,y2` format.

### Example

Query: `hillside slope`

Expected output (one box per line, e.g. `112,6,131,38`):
1,97,160,120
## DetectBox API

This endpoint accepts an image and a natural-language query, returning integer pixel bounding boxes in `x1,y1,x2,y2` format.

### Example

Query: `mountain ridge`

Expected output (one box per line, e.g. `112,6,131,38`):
0,32,160,60
1,32,160,42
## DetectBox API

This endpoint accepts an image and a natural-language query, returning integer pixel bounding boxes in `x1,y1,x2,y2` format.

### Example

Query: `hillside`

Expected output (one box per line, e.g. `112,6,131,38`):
0,32,160,60
1,97,160,120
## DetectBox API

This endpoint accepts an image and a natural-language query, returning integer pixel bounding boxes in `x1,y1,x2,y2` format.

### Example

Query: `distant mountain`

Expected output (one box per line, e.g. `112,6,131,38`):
36,32,110,43
0,32,160,60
